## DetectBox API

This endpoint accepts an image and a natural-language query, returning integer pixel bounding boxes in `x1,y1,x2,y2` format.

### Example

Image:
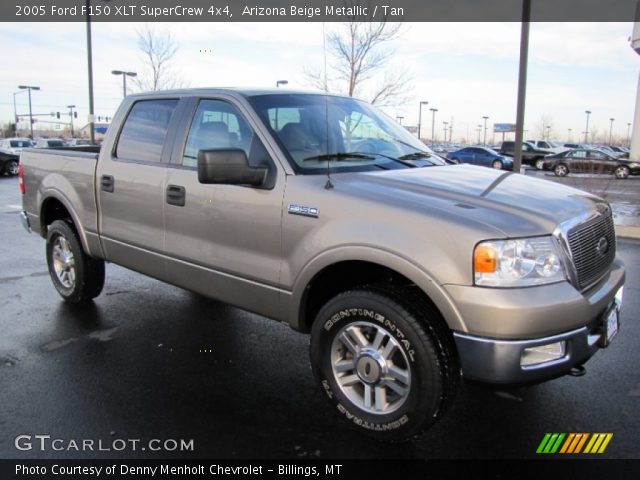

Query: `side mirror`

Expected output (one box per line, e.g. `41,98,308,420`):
197,149,267,187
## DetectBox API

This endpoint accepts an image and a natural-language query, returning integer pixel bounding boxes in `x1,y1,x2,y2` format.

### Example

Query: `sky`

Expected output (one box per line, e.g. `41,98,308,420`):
0,21,637,144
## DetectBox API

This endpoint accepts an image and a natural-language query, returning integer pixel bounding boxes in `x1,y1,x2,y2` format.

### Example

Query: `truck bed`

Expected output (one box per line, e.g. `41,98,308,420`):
21,147,101,255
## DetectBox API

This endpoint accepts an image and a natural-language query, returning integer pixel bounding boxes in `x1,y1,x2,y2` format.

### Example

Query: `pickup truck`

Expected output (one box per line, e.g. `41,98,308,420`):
20,89,625,441
499,140,552,170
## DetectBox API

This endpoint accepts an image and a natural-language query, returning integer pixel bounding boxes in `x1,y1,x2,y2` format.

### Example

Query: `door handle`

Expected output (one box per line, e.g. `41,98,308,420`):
101,175,114,193
166,184,186,207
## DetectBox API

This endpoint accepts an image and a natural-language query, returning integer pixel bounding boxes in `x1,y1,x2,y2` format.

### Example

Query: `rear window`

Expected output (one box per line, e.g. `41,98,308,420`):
116,99,178,163
10,140,31,148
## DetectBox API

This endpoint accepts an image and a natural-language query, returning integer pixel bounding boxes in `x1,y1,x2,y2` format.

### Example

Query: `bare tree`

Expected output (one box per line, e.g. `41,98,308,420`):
306,16,411,106
535,114,555,139
133,24,187,92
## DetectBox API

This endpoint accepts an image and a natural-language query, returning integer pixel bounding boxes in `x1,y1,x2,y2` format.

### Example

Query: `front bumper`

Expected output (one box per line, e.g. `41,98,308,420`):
20,210,31,233
453,287,623,384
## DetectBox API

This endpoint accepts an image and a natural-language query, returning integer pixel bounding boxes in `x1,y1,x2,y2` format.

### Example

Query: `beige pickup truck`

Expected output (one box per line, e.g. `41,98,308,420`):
19,89,625,440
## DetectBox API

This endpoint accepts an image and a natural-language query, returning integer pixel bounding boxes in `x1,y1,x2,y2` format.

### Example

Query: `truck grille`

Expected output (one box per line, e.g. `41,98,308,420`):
566,210,616,290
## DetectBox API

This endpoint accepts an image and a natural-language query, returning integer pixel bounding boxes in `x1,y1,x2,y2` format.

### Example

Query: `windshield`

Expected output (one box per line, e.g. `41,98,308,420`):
47,140,64,147
10,140,31,148
248,94,444,174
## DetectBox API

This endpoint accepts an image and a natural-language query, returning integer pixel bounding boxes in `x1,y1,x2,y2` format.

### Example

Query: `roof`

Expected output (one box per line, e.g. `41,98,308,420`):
126,87,348,99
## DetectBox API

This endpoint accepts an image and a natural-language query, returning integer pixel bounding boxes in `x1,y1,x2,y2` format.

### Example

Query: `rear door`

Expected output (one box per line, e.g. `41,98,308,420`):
96,97,181,281
162,96,286,319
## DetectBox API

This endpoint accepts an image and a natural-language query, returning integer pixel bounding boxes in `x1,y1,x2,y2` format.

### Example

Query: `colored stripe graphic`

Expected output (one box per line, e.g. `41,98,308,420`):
538,433,613,454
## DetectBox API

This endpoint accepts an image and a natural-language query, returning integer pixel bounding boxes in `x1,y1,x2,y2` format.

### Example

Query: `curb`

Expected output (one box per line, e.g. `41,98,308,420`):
616,225,640,240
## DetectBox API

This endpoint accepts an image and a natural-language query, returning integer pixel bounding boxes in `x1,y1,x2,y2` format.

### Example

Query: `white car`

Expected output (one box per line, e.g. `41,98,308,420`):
525,139,568,154
0,137,33,155
34,138,65,148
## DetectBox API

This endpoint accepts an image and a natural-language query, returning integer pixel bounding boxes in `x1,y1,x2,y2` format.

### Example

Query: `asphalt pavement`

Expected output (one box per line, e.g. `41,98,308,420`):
0,174,639,460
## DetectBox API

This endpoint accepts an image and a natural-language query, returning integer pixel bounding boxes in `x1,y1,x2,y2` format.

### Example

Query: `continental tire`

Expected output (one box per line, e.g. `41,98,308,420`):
46,220,105,303
310,289,457,441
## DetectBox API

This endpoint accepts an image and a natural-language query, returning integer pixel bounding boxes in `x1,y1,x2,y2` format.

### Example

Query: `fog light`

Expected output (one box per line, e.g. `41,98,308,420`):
521,341,566,367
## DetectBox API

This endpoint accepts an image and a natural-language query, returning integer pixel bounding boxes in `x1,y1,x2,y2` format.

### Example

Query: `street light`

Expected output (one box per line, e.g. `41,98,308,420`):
482,116,489,146
111,70,137,98
276,80,288,88
429,108,438,143
67,105,76,137
18,85,40,139
609,118,615,144
476,124,482,144
417,100,428,141
443,121,448,142
584,110,591,144
568,128,572,142
396,116,404,125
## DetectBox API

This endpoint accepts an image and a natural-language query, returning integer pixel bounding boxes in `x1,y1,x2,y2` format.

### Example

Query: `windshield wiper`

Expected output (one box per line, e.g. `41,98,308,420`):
397,151,432,160
303,152,375,162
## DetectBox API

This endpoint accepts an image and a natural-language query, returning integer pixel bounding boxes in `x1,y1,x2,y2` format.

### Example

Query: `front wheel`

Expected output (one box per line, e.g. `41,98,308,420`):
534,158,545,170
46,220,105,303
614,165,630,179
554,164,569,177
491,160,503,169
310,288,459,441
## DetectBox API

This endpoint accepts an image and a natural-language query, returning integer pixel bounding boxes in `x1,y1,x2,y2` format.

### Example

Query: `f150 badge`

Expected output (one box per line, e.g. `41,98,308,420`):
288,204,319,218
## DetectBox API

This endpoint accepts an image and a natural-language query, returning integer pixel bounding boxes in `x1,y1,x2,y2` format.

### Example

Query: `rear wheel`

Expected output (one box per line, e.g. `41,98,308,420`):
554,164,568,177
614,165,630,179
450,158,460,164
491,160,503,169
46,220,105,303
310,288,459,441
4,160,19,176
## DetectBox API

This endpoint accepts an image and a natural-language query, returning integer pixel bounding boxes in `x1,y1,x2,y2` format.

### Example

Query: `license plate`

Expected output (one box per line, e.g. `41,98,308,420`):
603,307,619,346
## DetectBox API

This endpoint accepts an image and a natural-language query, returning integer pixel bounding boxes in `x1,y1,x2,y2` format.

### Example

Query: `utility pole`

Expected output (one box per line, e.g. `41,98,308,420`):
68,105,76,137
18,85,40,139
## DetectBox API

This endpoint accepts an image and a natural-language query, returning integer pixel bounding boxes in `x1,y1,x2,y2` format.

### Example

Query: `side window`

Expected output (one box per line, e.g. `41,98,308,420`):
116,99,178,163
182,99,254,168
569,150,586,159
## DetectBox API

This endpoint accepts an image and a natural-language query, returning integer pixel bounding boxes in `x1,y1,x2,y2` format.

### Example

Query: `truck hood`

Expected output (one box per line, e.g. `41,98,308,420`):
335,164,605,237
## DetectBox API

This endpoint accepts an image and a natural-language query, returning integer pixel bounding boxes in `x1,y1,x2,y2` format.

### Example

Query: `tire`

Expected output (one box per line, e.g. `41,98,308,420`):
614,165,630,179
4,160,19,176
310,288,459,441
46,220,105,303
534,158,545,170
554,164,568,177
491,160,503,169
450,158,460,164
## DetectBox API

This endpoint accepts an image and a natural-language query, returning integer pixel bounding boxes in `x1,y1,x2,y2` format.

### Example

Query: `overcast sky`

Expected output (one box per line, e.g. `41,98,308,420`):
1,21,637,143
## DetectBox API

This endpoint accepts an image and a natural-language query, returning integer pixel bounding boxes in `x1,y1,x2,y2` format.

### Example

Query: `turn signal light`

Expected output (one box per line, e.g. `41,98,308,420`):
474,245,497,273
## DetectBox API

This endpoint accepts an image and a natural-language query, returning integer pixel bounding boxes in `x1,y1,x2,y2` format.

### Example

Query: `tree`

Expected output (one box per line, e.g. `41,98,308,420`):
133,24,187,92
306,17,410,106
535,114,555,139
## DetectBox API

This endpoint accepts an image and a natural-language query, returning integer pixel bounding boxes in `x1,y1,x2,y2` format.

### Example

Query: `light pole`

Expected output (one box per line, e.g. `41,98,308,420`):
417,100,428,141
609,118,615,144
67,105,76,137
628,122,632,147
584,110,591,144
396,116,404,125
12,90,28,136
18,85,40,139
546,125,551,140
568,128,572,142
276,80,288,88
482,116,489,146
430,108,438,143
443,121,448,141
111,70,137,98
476,125,482,144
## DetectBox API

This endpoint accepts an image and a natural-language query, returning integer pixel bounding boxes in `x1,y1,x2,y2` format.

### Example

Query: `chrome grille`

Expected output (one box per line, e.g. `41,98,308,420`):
566,210,616,290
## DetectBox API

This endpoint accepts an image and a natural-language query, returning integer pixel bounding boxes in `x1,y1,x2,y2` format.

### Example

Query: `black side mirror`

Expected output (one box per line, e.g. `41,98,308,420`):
197,149,268,187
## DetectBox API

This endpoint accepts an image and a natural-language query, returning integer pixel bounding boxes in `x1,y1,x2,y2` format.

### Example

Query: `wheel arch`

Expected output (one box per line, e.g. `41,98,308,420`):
39,194,90,254
290,247,466,334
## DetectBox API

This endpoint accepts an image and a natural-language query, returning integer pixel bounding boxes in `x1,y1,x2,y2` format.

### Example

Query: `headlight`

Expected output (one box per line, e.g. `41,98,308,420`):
474,236,566,287
629,162,639,168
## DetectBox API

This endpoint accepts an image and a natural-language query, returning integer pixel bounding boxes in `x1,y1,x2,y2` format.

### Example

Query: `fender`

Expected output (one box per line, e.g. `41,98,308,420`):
288,245,468,334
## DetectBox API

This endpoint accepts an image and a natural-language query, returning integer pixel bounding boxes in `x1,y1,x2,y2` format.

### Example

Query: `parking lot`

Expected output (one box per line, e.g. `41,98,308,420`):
0,173,639,460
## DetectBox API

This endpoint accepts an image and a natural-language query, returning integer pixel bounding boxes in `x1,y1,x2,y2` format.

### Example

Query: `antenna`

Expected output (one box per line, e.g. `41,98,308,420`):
324,94,334,189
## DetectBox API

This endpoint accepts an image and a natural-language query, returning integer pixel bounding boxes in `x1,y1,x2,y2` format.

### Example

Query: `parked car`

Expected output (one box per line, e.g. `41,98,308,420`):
34,138,65,148
67,138,93,147
446,146,513,170
0,137,33,155
544,148,640,179
526,139,567,154
19,88,625,441
499,141,551,170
